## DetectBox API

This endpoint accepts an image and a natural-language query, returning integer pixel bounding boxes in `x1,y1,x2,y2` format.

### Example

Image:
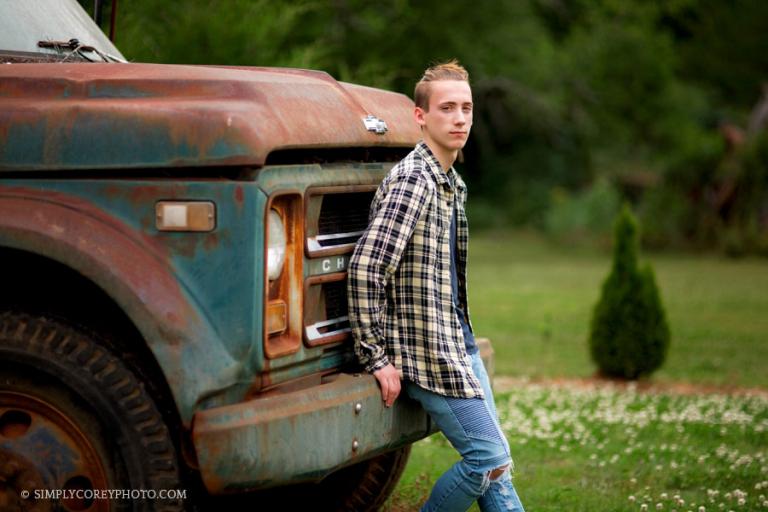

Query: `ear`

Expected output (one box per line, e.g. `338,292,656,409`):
414,106,427,128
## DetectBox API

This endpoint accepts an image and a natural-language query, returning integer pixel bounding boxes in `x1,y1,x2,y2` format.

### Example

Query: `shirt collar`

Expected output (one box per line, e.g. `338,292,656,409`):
415,141,465,193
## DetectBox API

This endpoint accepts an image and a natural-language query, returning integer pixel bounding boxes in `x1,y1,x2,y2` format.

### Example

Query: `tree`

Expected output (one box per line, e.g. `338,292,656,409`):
589,205,670,379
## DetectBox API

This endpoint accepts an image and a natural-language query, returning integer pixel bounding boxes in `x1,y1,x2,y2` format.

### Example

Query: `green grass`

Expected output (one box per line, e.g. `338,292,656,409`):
387,230,768,510
389,384,768,511
469,230,768,389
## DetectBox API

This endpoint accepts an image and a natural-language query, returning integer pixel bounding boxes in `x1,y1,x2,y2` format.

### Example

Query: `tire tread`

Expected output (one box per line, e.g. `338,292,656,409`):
0,312,184,511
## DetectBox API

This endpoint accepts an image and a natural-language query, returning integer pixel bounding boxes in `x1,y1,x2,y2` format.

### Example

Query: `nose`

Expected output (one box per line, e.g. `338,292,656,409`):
455,111,466,126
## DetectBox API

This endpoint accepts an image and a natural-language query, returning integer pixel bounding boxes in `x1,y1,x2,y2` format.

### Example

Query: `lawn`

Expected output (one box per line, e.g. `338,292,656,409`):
469,230,768,389
387,230,768,511
389,383,768,511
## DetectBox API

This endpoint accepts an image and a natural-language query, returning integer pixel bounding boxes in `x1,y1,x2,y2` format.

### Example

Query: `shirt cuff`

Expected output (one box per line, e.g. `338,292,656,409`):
365,354,391,374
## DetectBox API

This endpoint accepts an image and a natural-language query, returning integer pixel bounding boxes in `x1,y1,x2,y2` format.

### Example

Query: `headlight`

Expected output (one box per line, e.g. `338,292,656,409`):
267,209,286,281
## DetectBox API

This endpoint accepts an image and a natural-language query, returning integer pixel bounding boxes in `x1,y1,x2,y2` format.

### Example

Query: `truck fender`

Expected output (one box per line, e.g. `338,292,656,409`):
0,186,243,425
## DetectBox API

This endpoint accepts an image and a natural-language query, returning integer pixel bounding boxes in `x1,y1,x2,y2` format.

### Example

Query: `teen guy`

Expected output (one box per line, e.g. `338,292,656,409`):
348,61,525,511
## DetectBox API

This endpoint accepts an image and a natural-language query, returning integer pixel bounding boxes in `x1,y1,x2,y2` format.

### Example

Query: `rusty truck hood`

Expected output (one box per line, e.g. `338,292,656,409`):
0,63,420,171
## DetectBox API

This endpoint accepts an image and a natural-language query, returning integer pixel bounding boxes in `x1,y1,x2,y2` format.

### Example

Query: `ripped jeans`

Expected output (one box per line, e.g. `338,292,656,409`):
405,352,525,512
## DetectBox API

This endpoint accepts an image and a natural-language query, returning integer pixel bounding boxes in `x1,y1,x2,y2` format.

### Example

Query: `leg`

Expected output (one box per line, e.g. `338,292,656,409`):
469,352,525,512
405,381,525,512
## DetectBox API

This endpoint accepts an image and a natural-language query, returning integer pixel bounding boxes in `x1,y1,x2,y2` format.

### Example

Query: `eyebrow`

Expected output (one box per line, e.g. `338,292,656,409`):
439,101,474,107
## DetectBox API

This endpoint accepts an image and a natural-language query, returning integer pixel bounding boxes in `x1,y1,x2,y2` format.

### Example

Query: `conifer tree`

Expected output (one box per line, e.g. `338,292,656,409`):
589,205,671,379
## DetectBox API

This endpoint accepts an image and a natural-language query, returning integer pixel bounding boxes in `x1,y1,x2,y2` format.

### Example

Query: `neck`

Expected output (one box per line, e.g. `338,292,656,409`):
423,139,457,172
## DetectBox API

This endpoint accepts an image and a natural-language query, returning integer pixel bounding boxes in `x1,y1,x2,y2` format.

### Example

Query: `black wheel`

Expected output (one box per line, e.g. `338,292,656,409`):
0,312,184,511
316,445,411,512
215,445,412,512
200,446,411,512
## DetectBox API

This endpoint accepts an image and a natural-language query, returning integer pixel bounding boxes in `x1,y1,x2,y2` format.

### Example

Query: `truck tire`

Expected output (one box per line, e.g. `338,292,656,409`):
0,312,184,511
316,445,411,511
209,445,411,511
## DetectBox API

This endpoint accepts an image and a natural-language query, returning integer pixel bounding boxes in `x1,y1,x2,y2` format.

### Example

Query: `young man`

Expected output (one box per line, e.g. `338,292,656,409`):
348,61,525,512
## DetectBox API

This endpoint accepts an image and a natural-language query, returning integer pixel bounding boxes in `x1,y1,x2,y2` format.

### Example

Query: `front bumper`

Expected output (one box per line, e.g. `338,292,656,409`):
192,371,428,493
192,338,494,494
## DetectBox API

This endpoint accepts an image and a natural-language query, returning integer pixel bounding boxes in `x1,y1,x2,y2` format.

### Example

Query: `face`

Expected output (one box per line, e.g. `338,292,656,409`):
414,80,473,154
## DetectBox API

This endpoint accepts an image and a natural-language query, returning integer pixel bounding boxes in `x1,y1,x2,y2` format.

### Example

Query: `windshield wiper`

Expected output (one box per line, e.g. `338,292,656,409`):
37,38,125,63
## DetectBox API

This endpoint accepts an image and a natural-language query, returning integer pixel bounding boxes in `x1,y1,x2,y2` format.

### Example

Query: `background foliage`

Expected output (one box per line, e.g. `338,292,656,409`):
85,0,768,253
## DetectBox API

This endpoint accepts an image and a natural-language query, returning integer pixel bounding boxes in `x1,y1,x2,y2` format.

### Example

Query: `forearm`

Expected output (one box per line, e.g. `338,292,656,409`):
347,258,390,372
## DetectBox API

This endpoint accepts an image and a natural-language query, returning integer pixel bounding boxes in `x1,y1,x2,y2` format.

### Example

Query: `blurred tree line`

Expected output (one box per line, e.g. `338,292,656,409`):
85,0,768,254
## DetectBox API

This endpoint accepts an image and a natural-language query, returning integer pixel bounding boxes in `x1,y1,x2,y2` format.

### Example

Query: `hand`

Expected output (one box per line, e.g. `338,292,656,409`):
373,363,401,407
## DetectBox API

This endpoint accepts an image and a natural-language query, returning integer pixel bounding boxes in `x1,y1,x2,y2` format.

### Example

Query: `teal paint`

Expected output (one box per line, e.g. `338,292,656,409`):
87,83,155,98
1,120,47,167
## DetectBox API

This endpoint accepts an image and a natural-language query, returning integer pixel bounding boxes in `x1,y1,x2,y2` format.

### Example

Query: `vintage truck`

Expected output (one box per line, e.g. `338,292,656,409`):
0,1,493,510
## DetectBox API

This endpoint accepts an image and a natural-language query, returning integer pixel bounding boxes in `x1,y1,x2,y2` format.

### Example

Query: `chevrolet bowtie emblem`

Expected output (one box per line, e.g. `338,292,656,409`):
363,115,388,134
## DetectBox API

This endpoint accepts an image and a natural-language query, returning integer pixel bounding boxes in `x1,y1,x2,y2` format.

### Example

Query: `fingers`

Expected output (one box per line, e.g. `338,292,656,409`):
374,364,402,408
384,374,401,407
379,377,391,405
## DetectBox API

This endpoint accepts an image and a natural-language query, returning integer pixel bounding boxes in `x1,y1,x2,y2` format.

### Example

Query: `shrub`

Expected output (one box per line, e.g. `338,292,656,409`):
589,205,670,379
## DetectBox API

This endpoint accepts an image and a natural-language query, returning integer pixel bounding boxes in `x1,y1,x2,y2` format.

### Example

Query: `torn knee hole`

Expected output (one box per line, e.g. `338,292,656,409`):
489,464,509,480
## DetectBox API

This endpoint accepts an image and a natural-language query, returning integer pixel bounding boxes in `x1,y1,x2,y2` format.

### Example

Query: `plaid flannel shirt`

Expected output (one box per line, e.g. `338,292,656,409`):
347,141,484,399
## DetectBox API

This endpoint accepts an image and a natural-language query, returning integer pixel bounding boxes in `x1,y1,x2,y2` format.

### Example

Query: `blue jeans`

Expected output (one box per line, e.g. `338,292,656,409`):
405,352,525,512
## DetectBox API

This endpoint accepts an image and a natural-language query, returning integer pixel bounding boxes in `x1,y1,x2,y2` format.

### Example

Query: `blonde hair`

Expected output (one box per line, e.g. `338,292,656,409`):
414,59,470,111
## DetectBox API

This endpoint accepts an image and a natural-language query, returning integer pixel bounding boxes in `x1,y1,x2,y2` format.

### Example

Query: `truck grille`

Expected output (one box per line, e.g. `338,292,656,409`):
308,191,374,253
304,187,376,346
304,279,351,346
323,280,348,320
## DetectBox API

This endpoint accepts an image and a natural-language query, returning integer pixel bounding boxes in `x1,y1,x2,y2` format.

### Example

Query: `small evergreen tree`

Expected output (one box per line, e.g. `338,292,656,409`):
589,204,671,379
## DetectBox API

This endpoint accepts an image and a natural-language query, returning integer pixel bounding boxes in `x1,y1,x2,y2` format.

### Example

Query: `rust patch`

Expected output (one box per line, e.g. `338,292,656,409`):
128,184,188,205
0,392,109,511
202,231,221,252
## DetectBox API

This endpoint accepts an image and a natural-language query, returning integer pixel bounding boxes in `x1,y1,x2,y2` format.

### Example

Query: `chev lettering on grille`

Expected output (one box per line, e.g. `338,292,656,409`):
310,255,350,275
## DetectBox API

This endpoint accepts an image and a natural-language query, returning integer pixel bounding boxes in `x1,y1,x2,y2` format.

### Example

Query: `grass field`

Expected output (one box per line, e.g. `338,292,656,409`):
387,230,768,511
470,230,768,389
